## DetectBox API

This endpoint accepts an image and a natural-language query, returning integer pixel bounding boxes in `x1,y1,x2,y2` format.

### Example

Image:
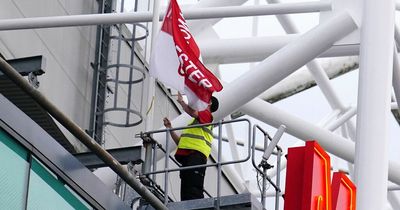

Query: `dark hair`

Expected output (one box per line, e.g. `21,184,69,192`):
210,96,219,112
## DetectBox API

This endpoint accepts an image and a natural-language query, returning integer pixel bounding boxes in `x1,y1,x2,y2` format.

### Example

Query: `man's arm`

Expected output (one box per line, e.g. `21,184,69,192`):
163,117,180,145
177,92,198,119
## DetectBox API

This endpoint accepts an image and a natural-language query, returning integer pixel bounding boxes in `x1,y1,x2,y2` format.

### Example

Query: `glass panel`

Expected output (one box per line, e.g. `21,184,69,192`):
0,129,29,210
27,157,91,210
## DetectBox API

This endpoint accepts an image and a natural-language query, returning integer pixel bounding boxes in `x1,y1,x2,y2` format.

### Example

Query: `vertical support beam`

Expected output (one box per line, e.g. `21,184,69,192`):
354,1,395,210
145,0,161,132
224,117,244,178
90,0,113,144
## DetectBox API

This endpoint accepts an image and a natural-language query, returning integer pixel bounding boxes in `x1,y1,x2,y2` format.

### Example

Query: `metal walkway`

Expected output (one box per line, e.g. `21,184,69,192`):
141,193,262,210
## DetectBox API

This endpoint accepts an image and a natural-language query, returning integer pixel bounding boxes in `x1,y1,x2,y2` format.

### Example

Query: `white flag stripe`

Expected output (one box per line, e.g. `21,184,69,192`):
150,31,184,91
184,86,209,111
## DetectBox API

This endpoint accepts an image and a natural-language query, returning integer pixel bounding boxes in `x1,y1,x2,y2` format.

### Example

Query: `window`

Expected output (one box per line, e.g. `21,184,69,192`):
0,129,29,209
0,129,91,210
26,157,91,210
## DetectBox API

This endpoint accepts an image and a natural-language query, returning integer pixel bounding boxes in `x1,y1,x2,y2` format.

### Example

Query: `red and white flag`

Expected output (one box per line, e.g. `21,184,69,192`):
150,0,223,111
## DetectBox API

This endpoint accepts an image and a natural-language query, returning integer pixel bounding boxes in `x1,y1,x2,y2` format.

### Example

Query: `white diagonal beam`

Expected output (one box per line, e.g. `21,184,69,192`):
240,97,400,185
213,11,356,118
268,0,346,110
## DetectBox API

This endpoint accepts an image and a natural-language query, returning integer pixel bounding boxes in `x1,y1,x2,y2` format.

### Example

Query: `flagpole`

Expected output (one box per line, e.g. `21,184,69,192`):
145,0,162,132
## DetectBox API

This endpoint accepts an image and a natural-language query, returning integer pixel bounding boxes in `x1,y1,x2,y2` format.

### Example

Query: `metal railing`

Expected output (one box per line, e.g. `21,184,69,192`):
251,125,285,210
138,118,252,209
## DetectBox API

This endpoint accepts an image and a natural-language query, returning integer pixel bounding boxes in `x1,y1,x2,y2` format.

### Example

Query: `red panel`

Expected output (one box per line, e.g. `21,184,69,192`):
284,147,306,210
302,141,331,210
332,172,357,210
284,141,331,210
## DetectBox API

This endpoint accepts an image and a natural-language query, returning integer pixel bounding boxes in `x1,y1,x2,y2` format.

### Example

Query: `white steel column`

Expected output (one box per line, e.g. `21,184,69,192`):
355,0,395,210
145,0,161,132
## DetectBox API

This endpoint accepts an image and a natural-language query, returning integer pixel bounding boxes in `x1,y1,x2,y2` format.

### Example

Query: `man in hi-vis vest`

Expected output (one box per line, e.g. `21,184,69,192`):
163,92,219,201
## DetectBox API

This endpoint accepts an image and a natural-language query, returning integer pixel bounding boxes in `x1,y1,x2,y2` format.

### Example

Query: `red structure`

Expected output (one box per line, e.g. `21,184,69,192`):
284,141,356,210
331,172,356,210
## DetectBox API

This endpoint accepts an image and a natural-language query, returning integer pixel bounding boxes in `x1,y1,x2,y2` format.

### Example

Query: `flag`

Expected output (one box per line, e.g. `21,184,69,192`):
150,0,223,111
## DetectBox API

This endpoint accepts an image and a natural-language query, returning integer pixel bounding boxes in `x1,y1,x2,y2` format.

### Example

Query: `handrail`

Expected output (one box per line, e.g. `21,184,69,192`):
251,124,284,210
141,118,252,175
138,118,252,209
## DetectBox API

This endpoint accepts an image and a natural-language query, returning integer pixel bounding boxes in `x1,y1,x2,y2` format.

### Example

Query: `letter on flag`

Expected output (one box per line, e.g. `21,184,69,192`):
150,0,223,111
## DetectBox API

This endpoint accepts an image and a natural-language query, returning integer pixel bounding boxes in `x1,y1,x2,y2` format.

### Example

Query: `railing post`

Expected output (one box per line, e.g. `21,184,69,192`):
215,120,223,210
275,148,282,210
164,130,170,205
261,134,268,209
152,143,157,183
142,135,153,176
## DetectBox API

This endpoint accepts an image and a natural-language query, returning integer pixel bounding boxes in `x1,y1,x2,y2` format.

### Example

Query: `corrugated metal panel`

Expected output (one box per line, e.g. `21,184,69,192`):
0,77,75,153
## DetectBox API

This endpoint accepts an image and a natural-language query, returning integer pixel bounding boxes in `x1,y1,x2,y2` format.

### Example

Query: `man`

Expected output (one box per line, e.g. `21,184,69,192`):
163,92,219,201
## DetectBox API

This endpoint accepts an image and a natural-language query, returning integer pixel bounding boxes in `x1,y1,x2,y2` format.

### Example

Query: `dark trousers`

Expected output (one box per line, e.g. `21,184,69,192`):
176,151,207,201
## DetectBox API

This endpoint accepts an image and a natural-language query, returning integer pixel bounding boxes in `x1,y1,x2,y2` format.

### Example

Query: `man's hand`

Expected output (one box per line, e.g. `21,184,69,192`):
163,117,180,145
177,92,198,118
177,92,184,104
163,117,172,128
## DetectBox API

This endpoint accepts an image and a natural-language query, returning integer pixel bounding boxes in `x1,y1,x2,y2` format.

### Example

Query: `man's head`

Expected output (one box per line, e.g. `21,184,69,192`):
210,96,219,113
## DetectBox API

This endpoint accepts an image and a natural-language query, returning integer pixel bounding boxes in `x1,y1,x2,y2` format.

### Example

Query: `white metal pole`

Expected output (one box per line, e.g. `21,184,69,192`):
326,107,357,131
394,46,400,111
144,0,161,132
355,0,395,209
319,109,341,128
395,24,400,48
213,11,357,119
185,1,331,19
200,36,360,64
267,0,346,110
0,2,329,31
214,66,245,178
340,126,355,179
224,117,245,178
388,191,400,210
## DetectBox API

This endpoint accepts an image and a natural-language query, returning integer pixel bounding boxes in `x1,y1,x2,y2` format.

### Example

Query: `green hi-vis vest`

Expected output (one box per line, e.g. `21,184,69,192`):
178,118,213,158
